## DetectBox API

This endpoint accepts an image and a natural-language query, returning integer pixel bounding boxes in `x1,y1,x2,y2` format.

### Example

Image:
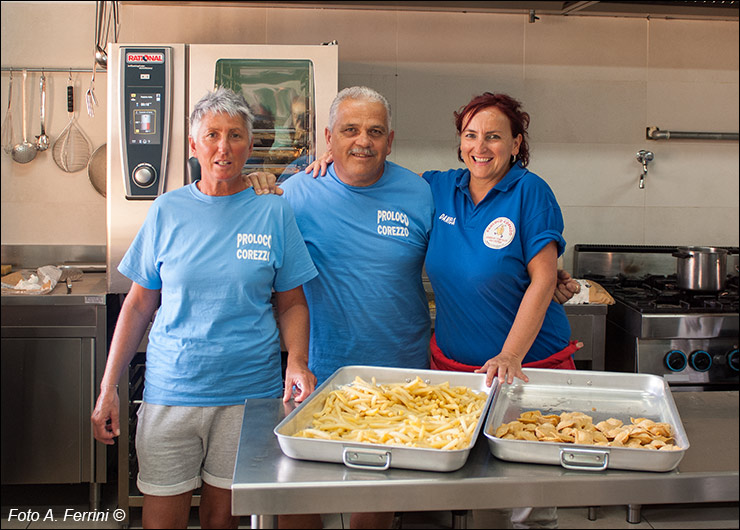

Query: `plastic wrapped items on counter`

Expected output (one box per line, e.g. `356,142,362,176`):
565,279,615,305
1,265,62,295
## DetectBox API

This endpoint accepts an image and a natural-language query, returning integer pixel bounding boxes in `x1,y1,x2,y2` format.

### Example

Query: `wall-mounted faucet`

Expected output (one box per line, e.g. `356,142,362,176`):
636,150,654,189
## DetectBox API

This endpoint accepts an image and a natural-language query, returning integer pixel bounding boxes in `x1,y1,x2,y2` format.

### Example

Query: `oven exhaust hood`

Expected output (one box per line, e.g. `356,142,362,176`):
144,1,739,22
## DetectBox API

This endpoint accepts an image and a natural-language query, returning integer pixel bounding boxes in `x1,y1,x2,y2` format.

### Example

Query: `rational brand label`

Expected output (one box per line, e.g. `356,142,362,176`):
126,52,165,64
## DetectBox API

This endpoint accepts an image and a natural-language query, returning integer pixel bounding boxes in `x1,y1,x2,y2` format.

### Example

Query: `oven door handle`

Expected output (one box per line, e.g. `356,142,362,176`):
559,447,609,471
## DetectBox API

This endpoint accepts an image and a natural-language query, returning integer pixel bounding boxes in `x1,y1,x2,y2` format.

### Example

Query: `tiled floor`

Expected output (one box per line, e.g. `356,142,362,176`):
1,484,738,529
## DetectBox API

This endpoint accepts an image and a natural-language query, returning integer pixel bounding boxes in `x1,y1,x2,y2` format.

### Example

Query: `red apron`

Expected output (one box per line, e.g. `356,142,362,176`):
430,333,579,372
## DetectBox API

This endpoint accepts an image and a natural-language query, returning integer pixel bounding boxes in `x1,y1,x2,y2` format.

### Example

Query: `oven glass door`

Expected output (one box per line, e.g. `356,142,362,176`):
214,59,315,179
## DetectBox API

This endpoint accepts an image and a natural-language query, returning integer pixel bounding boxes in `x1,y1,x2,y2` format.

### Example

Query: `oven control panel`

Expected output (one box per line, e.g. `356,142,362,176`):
119,47,172,200
637,339,739,387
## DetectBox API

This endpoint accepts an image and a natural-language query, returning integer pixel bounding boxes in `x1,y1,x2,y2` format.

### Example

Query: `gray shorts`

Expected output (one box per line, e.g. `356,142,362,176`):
135,402,244,496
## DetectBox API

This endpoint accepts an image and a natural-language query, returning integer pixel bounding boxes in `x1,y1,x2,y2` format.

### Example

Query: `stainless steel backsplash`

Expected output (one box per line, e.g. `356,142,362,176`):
1,245,106,269
573,244,739,278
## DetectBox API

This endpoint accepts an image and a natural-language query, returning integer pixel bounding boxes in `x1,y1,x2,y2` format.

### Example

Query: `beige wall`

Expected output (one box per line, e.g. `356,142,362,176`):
2,1,738,270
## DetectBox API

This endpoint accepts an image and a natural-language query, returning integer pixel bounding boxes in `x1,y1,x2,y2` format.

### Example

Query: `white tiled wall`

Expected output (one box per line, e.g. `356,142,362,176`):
2,2,738,270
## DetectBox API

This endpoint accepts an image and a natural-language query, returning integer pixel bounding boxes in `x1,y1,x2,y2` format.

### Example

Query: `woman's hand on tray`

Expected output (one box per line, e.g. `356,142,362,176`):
475,351,529,386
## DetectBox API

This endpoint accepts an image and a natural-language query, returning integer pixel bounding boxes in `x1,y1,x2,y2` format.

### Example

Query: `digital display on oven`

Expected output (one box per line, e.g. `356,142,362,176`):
128,92,161,145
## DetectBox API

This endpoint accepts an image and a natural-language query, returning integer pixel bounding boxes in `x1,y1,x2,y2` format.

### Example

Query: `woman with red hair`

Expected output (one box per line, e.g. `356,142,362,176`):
420,92,570,529
423,92,578,388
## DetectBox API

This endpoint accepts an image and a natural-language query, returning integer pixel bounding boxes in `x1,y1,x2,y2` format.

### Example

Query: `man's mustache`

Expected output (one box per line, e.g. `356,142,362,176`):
348,148,376,156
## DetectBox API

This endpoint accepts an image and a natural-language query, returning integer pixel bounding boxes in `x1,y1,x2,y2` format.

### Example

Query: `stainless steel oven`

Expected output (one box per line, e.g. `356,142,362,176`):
573,244,739,391
107,42,339,293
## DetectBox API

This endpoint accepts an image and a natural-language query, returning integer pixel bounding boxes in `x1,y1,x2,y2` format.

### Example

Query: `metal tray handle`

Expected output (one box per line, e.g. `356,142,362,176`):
342,447,391,471
559,447,609,471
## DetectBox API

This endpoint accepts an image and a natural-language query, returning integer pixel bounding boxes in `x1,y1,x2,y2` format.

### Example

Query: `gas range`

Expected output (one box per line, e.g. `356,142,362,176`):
604,274,739,314
574,245,739,391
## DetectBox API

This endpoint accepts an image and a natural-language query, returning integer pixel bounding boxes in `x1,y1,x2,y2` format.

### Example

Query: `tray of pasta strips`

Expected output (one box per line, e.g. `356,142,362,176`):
483,368,689,472
274,365,495,472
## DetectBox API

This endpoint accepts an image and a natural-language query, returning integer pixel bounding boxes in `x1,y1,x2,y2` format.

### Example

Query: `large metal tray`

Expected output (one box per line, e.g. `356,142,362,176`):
274,365,495,472
483,368,689,472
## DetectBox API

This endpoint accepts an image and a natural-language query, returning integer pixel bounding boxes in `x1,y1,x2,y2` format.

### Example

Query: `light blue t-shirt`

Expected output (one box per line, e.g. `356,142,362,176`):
281,161,434,385
423,164,571,366
119,183,318,406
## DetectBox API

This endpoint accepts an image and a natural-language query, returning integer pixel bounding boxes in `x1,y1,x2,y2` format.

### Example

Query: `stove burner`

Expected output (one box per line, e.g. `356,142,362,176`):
575,246,739,389
586,273,739,314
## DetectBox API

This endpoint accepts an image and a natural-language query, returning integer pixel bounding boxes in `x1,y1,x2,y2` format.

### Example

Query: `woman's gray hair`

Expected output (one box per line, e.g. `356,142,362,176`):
189,86,254,140
328,86,392,131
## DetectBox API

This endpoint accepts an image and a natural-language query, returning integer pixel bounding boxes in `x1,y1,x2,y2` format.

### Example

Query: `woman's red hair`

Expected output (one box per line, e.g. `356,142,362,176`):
454,92,530,167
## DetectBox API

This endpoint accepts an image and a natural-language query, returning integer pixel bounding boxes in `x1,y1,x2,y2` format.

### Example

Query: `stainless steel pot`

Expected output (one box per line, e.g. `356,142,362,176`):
672,246,728,291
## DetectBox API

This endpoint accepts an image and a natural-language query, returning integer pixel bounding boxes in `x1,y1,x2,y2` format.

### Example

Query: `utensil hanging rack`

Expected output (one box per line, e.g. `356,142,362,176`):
646,126,738,141
2,67,101,73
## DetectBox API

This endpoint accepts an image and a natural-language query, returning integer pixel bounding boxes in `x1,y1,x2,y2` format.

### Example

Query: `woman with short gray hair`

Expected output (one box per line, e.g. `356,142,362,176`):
92,87,318,528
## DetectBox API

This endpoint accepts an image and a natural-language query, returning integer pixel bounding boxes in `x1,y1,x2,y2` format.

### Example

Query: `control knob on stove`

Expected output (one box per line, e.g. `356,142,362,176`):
665,350,687,372
689,350,712,372
728,349,739,372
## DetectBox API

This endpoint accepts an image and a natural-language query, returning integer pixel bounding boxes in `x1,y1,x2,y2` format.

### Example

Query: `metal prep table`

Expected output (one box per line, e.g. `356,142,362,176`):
1,271,108,510
232,391,739,528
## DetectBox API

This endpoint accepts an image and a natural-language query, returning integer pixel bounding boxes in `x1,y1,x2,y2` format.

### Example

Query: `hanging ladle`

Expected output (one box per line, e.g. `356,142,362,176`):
92,1,120,69
95,45,107,70
94,1,112,68
11,69,37,164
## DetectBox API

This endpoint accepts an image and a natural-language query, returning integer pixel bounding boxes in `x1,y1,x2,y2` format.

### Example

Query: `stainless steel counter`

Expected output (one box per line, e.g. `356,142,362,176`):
1,272,107,306
1,272,108,509
232,391,739,528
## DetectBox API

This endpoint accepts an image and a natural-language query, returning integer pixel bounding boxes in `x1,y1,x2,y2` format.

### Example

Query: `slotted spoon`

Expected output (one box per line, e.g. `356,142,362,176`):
52,75,92,173
35,72,50,151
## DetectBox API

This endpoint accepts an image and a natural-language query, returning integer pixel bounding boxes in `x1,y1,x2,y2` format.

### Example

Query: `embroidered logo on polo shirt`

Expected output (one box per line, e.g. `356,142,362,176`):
439,213,456,225
483,217,515,249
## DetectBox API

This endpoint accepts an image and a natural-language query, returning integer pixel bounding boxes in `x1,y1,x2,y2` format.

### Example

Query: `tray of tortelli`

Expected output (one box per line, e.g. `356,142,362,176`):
484,368,689,472
274,365,495,472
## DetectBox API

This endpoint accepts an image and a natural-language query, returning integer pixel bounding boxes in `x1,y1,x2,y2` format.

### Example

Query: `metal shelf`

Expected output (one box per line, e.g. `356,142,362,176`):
2,67,102,73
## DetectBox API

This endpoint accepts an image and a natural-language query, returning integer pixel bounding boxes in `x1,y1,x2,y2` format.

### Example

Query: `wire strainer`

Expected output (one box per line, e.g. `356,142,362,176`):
52,74,92,173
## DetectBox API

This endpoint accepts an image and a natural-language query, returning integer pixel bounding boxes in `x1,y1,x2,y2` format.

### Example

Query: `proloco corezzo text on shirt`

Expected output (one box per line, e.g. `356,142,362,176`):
236,233,272,261
377,209,409,237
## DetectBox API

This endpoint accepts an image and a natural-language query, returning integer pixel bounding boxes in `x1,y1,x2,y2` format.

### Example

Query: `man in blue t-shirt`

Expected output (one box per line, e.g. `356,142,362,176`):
279,87,432,530
280,87,434,387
